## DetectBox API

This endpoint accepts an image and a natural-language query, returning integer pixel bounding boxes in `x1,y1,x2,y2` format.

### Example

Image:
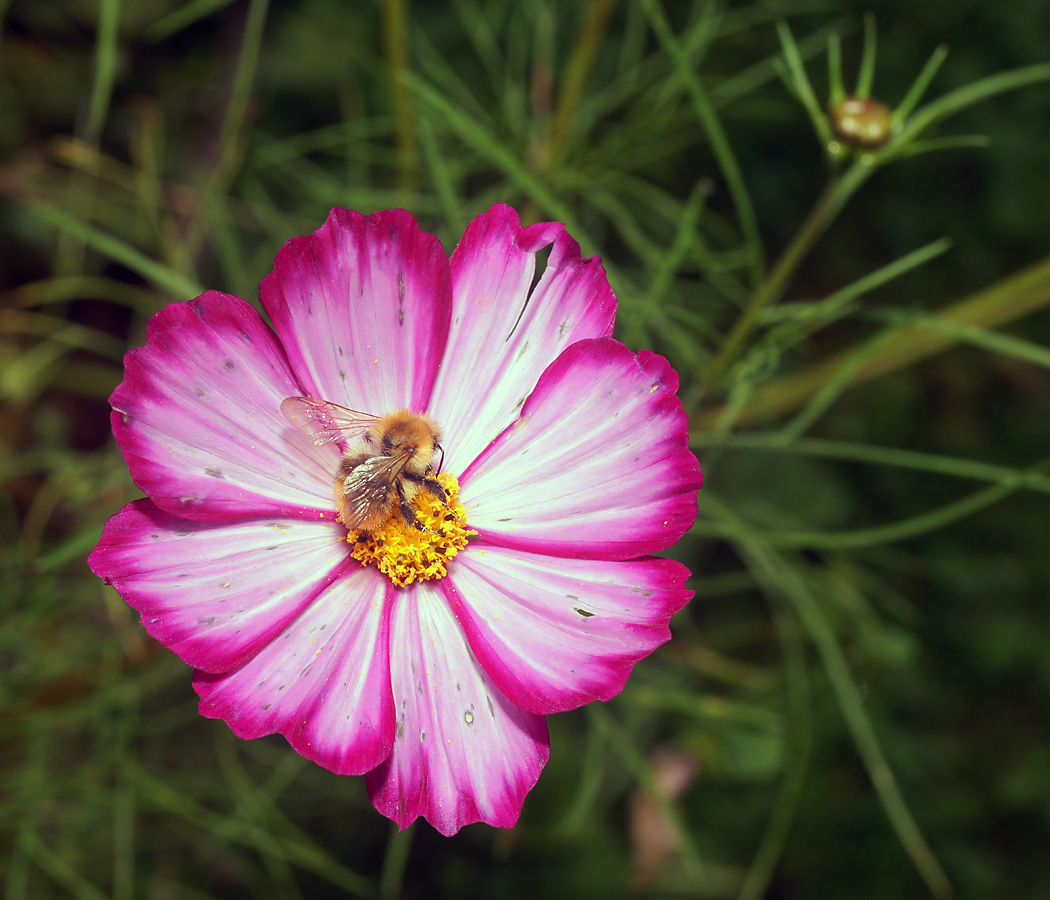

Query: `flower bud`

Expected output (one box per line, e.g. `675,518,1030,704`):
829,96,894,147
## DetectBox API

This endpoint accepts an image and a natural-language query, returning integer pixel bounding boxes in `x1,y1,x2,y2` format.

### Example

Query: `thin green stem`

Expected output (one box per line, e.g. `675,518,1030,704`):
705,495,954,899
53,0,122,278
775,330,895,442
553,719,608,837
737,606,811,900
697,252,1050,428
379,822,414,899
692,433,1050,495
893,44,949,122
180,0,268,274
418,117,465,237
146,0,237,41
762,545,952,898
587,704,706,878
406,74,586,239
21,829,112,900
642,0,764,289
693,476,1029,550
87,0,121,142
28,202,204,299
546,0,614,167
384,0,417,191
777,21,833,147
215,0,269,186
855,12,877,98
705,174,843,387
129,763,376,898
827,31,844,105
882,62,1050,161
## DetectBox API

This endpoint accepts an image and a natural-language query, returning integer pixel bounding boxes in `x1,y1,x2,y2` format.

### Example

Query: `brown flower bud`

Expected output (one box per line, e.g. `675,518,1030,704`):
829,96,894,147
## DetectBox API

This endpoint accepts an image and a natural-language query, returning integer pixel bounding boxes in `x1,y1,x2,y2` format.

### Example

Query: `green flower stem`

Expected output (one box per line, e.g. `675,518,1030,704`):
737,607,811,900
705,173,845,388
691,433,1050,494
698,252,1050,429
641,0,764,290
146,0,238,41
86,0,121,142
553,719,608,837
129,763,376,898
379,822,414,899
893,44,949,124
180,0,269,281
20,828,111,900
215,0,270,187
521,0,614,226
587,704,708,879
384,0,417,191
827,32,845,105
702,59,1050,397
855,13,877,98
693,478,1024,551
546,0,615,168
777,22,833,148
705,495,954,899
28,203,204,300
408,75,575,230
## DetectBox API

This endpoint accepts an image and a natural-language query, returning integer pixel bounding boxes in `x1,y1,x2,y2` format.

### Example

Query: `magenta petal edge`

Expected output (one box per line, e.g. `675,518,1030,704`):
89,202,702,836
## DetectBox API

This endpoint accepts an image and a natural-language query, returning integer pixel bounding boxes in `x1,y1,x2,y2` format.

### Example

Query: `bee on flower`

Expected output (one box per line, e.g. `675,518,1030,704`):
89,204,702,836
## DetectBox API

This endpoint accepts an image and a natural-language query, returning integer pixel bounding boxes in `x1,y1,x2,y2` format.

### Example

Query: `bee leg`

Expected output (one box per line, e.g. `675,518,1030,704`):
396,481,426,531
403,471,448,505
400,499,424,531
422,476,448,504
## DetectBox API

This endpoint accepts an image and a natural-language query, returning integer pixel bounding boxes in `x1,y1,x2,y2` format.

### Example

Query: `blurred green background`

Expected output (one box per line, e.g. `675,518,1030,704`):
2,0,1050,897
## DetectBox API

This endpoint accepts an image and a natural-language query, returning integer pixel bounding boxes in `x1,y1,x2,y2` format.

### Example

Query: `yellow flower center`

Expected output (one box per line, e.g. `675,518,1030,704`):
343,472,475,588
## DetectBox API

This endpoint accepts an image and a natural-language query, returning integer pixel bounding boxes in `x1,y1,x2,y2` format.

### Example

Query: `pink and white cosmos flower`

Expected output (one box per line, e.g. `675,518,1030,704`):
89,204,701,836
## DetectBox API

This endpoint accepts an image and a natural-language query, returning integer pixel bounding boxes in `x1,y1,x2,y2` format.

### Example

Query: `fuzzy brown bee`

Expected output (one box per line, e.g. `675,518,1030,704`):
281,397,447,531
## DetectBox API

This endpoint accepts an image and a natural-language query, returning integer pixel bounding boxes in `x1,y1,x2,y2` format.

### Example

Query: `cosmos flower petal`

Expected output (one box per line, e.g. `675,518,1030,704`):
461,338,701,559
193,565,396,777
365,581,549,836
88,499,351,673
112,291,340,520
427,203,617,474
443,544,693,715
93,205,701,834
261,208,451,415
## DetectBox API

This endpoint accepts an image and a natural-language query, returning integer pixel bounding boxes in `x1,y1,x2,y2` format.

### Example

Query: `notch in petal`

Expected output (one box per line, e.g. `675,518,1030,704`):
428,203,617,474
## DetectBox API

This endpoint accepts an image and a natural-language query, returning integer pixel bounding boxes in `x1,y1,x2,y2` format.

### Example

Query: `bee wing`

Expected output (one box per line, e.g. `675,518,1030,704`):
339,452,413,527
280,396,378,446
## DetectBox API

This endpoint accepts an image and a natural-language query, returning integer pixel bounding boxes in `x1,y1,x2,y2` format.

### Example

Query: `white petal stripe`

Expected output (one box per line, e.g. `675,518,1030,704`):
443,544,693,715
461,338,701,560
112,292,339,519
89,499,351,673
194,564,396,777
365,581,548,835
427,204,616,475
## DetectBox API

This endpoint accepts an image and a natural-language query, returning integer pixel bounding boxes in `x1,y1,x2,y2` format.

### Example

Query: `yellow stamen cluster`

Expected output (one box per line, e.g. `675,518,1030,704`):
344,473,475,588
